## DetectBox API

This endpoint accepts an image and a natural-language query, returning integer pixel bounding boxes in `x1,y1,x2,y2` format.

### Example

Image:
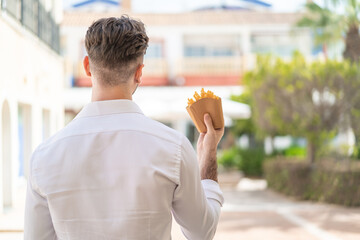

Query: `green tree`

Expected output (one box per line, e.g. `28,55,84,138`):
343,61,360,158
297,0,360,61
230,92,255,134
230,90,266,148
246,53,360,163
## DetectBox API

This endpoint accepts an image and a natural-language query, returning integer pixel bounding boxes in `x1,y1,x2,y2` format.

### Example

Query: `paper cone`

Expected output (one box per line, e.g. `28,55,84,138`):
186,98,224,133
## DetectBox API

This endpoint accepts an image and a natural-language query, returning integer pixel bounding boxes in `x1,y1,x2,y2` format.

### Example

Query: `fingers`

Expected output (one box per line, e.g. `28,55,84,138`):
217,127,225,138
204,113,214,133
197,133,205,142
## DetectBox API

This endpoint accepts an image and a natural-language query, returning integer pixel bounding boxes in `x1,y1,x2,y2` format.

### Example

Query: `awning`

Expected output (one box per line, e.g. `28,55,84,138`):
64,86,251,125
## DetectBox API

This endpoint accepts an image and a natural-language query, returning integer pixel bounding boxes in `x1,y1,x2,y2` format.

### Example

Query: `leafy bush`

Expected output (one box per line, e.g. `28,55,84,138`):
270,145,306,158
264,158,311,197
218,147,265,177
309,168,360,206
217,147,241,169
352,144,360,160
264,158,360,207
239,148,265,176
284,146,306,157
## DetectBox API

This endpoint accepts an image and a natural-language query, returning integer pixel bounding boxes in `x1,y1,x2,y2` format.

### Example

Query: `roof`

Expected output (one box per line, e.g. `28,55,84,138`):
72,0,119,8
241,0,271,7
62,11,303,27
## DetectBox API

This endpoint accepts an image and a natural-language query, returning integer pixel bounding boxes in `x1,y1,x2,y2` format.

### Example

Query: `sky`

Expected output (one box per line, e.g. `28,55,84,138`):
63,0,310,13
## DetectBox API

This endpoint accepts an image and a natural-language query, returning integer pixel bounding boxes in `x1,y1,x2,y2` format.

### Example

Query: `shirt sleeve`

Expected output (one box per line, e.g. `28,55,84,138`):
172,136,224,240
24,150,57,240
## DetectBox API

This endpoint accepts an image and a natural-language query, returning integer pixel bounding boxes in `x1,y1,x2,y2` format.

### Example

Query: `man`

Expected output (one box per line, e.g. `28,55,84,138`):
25,16,224,240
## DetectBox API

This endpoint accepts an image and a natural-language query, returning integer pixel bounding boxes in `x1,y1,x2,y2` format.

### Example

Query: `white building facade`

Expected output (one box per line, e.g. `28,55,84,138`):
0,0,64,213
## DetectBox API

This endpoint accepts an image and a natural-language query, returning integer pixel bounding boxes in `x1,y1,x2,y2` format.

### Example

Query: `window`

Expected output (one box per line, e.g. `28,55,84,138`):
251,34,297,57
185,46,206,57
146,42,164,59
184,46,234,57
212,48,234,56
18,104,32,179
184,35,238,57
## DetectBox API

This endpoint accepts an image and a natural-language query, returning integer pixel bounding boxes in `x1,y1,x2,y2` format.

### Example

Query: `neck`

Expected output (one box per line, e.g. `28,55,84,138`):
91,85,133,102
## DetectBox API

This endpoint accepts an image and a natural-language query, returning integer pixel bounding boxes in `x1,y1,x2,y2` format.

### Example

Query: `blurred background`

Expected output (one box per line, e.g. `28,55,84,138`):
1,0,360,239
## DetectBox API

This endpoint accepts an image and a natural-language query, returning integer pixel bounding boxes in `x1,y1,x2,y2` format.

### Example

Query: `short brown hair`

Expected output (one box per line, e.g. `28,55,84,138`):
85,16,149,86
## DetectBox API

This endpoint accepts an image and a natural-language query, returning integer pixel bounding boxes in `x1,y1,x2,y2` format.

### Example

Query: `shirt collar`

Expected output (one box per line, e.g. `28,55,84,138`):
75,99,144,119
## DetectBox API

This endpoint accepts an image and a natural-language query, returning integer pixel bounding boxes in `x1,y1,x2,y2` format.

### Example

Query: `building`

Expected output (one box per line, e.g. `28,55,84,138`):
62,10,312,87
0,0,64,213
61,0,313,141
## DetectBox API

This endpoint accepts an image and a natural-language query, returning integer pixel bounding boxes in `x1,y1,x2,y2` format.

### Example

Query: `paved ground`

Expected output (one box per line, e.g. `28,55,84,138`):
1,179,360,240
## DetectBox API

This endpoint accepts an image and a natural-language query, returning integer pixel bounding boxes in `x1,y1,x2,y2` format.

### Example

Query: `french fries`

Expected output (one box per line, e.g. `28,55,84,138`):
187,88,220,107
186,88,224,133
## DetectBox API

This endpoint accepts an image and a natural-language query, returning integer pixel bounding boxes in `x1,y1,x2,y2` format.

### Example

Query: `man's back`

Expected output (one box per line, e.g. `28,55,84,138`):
25,16,224,240
25,100,223,240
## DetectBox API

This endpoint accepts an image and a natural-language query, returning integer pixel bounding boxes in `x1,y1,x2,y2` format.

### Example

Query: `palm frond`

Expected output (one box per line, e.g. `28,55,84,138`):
296,1,346,45
344,1,360,25
324,0,341,7
305,2,324,13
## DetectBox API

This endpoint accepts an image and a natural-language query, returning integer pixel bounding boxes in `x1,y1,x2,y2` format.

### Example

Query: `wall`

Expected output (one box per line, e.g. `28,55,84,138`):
0,11,64,212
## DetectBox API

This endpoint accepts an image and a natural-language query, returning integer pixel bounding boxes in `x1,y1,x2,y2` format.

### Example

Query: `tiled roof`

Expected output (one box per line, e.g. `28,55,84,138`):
62,10,303,26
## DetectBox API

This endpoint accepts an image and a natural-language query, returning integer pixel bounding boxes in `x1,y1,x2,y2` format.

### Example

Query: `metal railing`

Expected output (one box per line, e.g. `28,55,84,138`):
22,0,38,34
176,57,244,75
1,0,60,54
1,0,21,20
143,59,168,76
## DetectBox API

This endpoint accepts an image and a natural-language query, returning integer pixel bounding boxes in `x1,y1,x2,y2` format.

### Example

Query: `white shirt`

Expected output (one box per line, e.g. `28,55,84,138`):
25,99,224,240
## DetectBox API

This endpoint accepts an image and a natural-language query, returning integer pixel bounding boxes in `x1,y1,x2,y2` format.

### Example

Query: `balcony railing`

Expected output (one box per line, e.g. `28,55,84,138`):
143,59,168,77
71,56,256,87
1,0,60,54
73,58,169,87
22,0,38,34
1,0,21,20
176,57,243,76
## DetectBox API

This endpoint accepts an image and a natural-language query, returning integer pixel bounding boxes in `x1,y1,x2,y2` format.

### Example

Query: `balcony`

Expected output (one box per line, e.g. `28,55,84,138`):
142,59,168,86
179,57,242,75
1,0,60,53
175,56,245,86
72,56,254,87
74,59,169,87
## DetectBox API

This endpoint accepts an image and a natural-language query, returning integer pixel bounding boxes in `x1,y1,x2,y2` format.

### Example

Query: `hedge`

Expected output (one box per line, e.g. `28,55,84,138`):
264,158,360,207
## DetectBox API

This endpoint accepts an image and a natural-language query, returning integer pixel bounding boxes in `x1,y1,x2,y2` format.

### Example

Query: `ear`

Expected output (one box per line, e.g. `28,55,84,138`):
134,64,144,84
83,56,92,77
